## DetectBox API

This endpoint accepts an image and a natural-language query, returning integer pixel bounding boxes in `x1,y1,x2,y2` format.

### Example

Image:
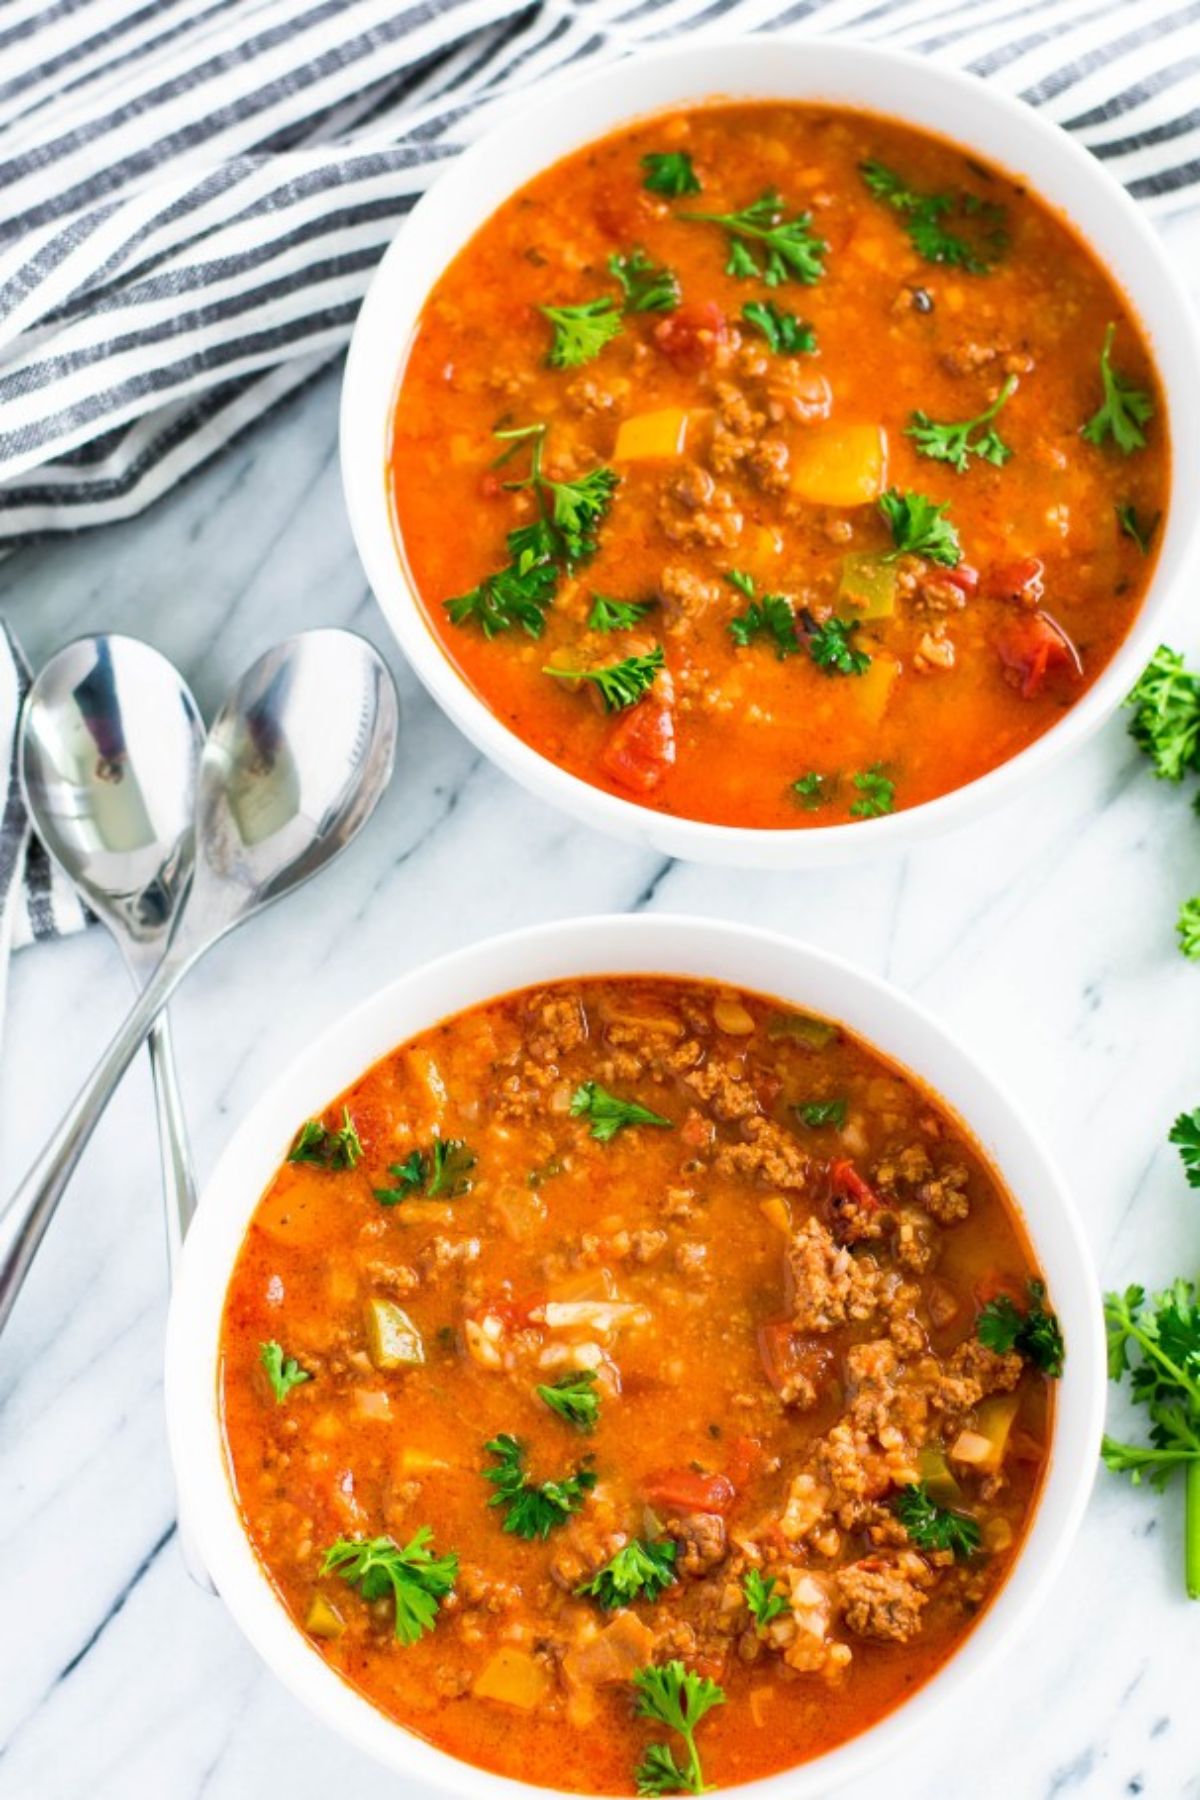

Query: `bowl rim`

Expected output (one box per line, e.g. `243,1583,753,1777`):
164,911,1107,1800
340,33,1200,869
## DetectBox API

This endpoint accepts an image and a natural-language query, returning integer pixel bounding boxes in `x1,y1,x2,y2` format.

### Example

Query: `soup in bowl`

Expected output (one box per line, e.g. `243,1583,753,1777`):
341,42,1200,866
166,916,1105,1795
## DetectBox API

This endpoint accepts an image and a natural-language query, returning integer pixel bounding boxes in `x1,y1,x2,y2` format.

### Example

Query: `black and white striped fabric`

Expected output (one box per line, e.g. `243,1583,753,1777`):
0,0,1198,991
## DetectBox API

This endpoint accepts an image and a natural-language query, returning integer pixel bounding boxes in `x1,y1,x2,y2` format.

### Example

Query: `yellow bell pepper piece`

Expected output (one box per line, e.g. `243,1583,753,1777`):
613,408,689,462
790,424,888,506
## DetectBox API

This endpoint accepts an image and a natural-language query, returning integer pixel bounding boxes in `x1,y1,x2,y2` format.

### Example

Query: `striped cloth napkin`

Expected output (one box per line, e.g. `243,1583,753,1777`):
0,0,1197,988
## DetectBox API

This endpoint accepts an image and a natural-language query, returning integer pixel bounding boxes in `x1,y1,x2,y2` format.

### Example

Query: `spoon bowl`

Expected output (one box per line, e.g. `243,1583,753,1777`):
21,635,203,953
189,630,399,928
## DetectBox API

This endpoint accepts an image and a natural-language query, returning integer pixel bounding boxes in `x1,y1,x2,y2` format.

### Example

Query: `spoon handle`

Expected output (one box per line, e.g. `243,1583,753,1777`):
0,953,182,1339
147,1011,198,1276
142,1007,217,1596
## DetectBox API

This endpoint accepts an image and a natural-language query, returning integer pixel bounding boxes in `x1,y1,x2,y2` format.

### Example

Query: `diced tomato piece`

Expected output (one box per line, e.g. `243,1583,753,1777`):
994,609,1081,698
984,557,1045,607
829,1160,879,1210
724,1435,763,1491
600,699,676,794
643,1468,736,1515
942,561,979,597
652,301,729,372
479,470,502,499
757,1322,835,1401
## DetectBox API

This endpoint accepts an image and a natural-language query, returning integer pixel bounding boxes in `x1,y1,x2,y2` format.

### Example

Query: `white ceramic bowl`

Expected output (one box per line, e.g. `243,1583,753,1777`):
341,37,1200,870
166,912,1106,1799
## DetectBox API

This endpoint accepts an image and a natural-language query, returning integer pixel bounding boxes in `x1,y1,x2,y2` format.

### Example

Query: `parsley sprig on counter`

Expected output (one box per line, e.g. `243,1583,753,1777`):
322,1529,458,1643
537,1369,601,1431
570,1081,673,1141
642,151,701,197
544,647,664,711
484,1434,597,1539
633,1662,725,1796
681,190,828,287
1170,1109,1200,1188
446,424,618,638
860,158,1008,274
260,1340,310,1403
610,249,681,314
741,300,816,355
577,1538,678,1609
540,297,623,368
375,1136,476,1204
1082,323,1154,454
1124,646,1200,956
977,1278,1064,1376
893,1484,981,1559
288,1107,362,1170
1103,1279,1200,1599
878,488,962,566
907,374,1016,473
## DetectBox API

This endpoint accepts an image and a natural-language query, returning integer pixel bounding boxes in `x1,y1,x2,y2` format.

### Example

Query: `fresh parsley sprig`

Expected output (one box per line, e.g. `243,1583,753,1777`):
893,1483,982,1559
790,771,835,811
642,151,701,197
795,1097,847,1129
807,615,871,676
570,1081,673,1142
589,594,655,632
288,1107,363,1170
1116,501,1160,555
878,488,962,566
537,1369,601,1431
610,249,681,314
374,1137,477,1204
1081,323,1154,454
447,425,618,638
681,190,828,287
544,647,664,711
483,1434,597,1539
633,1661,726,1796
743,1568,788,1631
849,764,896,819
727,568,798,658
977,1278,1064,1376
1125,646,1200,782
906,374,1016,473
1170,1109,1200,1189
860,159,1008,274
1103,1280,1200,1598
741,300,816,355
1124,646,1200,957
322,1528,458,1643
577,1538,678,1609
541,298,623,369
260,1340,310,1403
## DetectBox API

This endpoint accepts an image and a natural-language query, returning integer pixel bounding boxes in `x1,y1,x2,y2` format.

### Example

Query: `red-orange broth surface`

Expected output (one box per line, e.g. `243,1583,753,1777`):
390,103,1167,828
220,977,1059,1791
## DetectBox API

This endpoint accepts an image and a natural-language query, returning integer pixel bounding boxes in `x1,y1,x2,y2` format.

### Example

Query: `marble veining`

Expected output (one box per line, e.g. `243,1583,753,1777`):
1,209,1199,1800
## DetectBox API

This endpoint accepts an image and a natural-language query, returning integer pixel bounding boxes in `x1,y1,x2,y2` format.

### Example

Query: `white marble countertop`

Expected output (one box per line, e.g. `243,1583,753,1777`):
2,202,1200,1800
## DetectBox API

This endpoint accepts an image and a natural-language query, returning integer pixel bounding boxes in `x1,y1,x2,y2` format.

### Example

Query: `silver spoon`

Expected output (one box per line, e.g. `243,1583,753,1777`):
0,629,399,1339
20,635,204,1274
